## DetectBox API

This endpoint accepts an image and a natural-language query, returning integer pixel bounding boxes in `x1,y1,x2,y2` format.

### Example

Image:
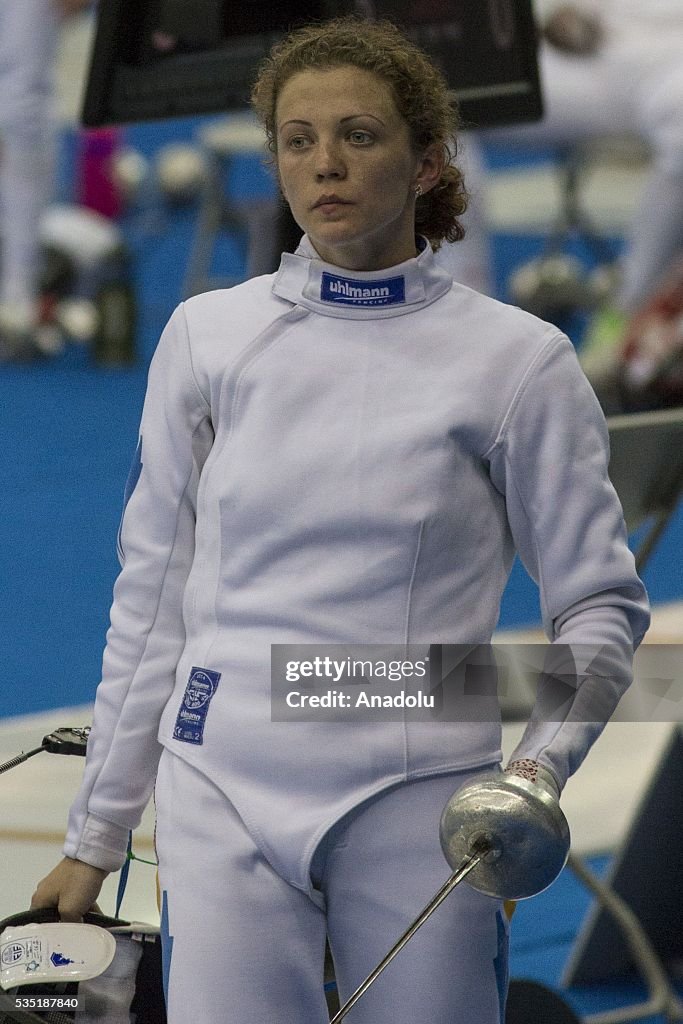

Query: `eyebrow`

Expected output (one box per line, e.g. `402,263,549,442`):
278,114,387,130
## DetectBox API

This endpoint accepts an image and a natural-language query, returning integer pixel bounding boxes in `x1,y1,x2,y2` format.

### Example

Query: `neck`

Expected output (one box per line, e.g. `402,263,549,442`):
309,237,420,272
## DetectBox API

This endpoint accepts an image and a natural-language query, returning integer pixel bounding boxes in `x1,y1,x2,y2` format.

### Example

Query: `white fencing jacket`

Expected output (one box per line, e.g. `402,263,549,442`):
64,237,649,890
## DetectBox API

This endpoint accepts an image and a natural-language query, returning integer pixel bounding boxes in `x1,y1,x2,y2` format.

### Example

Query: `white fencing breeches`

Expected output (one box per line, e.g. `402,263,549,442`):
154,750,509,1024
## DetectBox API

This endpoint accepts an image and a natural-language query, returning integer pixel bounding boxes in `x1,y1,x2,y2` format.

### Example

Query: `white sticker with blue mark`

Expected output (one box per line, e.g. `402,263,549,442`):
173,667,221,745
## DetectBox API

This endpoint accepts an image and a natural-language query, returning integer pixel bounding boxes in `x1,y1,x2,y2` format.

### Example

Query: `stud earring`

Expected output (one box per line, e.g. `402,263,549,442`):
414,184,424,198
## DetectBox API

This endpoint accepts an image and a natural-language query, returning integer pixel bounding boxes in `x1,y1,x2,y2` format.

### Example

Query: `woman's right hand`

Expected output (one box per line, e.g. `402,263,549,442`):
30,857,109,922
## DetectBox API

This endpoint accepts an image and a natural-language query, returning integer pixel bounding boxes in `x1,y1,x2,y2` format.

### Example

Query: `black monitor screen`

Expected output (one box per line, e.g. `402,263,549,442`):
82,0,542,128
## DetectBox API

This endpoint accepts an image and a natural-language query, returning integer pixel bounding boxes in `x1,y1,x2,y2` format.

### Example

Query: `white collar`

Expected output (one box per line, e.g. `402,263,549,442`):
271,235,453,320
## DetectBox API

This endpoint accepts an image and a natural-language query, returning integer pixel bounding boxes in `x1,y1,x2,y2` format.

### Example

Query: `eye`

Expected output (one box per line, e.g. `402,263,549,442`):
348,129,374,145
286,134,312,150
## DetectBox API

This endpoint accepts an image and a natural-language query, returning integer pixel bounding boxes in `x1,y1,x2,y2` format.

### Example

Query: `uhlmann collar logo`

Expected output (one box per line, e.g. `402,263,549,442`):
321,271,406,307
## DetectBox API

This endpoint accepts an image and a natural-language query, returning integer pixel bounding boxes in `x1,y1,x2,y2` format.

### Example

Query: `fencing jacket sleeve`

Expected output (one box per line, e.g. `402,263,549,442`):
485,332,650,788
64,307,214,870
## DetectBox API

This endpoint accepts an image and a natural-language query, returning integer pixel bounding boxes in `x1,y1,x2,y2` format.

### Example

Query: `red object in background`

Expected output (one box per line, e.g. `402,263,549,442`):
620,254,683,407
77,127,123,219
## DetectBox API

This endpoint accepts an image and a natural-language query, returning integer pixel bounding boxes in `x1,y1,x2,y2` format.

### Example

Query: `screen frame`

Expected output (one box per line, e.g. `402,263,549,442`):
82,0,543,129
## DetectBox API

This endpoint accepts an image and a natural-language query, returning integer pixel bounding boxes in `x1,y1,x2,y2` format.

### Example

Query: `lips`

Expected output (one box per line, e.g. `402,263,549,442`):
313,195,351,209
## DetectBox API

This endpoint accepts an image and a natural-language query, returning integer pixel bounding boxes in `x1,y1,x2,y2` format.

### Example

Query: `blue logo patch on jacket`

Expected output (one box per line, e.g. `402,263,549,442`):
320,271,405,307
173,667,221,745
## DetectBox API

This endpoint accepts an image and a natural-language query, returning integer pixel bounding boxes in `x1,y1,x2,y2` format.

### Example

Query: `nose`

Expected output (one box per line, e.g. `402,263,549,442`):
314,137,346,180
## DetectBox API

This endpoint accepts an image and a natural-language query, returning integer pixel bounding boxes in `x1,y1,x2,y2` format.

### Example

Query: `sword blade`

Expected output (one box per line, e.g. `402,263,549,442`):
329,849,483,1024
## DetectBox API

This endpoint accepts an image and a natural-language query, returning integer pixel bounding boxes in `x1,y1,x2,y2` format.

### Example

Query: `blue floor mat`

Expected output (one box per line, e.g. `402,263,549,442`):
508,856,683,1023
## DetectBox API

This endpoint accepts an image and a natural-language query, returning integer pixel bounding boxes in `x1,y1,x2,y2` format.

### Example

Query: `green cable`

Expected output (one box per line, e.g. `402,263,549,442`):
126,849,158,867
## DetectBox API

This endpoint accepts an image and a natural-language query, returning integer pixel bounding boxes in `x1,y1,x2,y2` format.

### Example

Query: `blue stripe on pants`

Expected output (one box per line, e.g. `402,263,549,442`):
494,909,509,1022
160,889,174,1008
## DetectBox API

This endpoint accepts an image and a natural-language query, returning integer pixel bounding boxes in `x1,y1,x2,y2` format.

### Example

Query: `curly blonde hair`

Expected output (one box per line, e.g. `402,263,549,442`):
250,17,468,251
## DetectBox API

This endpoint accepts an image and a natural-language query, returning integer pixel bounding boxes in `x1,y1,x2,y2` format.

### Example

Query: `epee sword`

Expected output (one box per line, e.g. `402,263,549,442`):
330,772,570,1023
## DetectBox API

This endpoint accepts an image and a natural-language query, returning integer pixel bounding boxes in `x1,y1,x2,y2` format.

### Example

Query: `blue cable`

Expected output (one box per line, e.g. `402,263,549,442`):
115,831,133,918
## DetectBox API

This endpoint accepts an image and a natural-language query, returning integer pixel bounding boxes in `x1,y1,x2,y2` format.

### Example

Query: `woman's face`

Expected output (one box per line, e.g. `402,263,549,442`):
275,65,441,271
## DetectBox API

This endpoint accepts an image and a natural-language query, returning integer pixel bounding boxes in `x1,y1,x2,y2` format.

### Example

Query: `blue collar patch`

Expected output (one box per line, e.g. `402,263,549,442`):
320,271,406,307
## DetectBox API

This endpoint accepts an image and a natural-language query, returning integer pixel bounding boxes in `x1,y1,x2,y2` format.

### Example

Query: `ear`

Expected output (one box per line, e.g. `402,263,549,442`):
413,142,446,196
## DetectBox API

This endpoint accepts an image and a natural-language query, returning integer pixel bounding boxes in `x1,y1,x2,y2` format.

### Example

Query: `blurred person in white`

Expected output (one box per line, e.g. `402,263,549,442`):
438,0,683,346
0,0,91,361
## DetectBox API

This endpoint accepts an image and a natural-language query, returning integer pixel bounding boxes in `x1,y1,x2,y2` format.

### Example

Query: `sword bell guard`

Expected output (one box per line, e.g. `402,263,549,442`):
439,772,570,900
